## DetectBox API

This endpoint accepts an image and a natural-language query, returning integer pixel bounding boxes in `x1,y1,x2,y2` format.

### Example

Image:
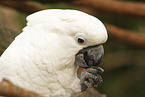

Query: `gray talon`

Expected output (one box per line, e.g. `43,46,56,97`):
91,67,104,73
80,67,104,92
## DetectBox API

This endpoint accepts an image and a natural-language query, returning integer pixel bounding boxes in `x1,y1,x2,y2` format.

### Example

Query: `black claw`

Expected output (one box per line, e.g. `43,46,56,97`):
84,79,94,88
93,67,104,73
80,83,88,92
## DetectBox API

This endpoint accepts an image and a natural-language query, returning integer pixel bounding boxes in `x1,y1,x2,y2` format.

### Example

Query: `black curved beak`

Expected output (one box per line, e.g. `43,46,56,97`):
75,45,104,68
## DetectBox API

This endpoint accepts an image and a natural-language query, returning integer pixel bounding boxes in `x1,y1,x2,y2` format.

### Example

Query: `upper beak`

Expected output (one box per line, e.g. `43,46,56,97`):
75,45,104,68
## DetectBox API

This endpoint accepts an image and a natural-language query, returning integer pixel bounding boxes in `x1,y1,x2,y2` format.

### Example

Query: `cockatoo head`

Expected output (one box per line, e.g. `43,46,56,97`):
24,9,108,69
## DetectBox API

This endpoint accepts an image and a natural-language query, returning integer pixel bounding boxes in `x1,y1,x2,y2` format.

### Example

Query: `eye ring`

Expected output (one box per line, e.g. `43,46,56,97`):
75,33,86,45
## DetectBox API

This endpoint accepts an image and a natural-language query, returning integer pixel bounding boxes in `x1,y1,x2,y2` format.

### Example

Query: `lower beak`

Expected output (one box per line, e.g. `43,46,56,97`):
75,45,104,68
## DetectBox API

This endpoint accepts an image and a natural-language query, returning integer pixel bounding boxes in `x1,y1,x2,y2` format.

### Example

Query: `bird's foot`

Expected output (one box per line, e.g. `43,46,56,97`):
80,67,104,92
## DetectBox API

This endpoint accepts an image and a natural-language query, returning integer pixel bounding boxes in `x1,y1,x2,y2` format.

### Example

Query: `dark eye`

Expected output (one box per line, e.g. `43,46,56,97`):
75,33,86,45
78,37,85,44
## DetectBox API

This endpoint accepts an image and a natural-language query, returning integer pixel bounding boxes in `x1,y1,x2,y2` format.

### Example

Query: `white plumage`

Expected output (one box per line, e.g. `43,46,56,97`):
0,9,107,97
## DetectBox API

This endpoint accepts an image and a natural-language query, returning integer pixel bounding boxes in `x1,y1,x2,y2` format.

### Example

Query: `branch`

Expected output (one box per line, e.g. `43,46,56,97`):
79,88,106,97
2,0,145,18
0,1,46,14
105,23,145,48
73,0,145,18
4,0,73,3
34,0,72,3
0,24,19,55
0,79,43,97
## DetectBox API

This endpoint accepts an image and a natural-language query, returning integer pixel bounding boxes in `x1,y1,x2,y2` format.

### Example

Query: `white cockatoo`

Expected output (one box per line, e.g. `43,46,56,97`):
0,9,107,97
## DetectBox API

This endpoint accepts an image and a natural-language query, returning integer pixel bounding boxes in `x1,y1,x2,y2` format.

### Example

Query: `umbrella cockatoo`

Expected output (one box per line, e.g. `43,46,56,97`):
0,9,107,97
